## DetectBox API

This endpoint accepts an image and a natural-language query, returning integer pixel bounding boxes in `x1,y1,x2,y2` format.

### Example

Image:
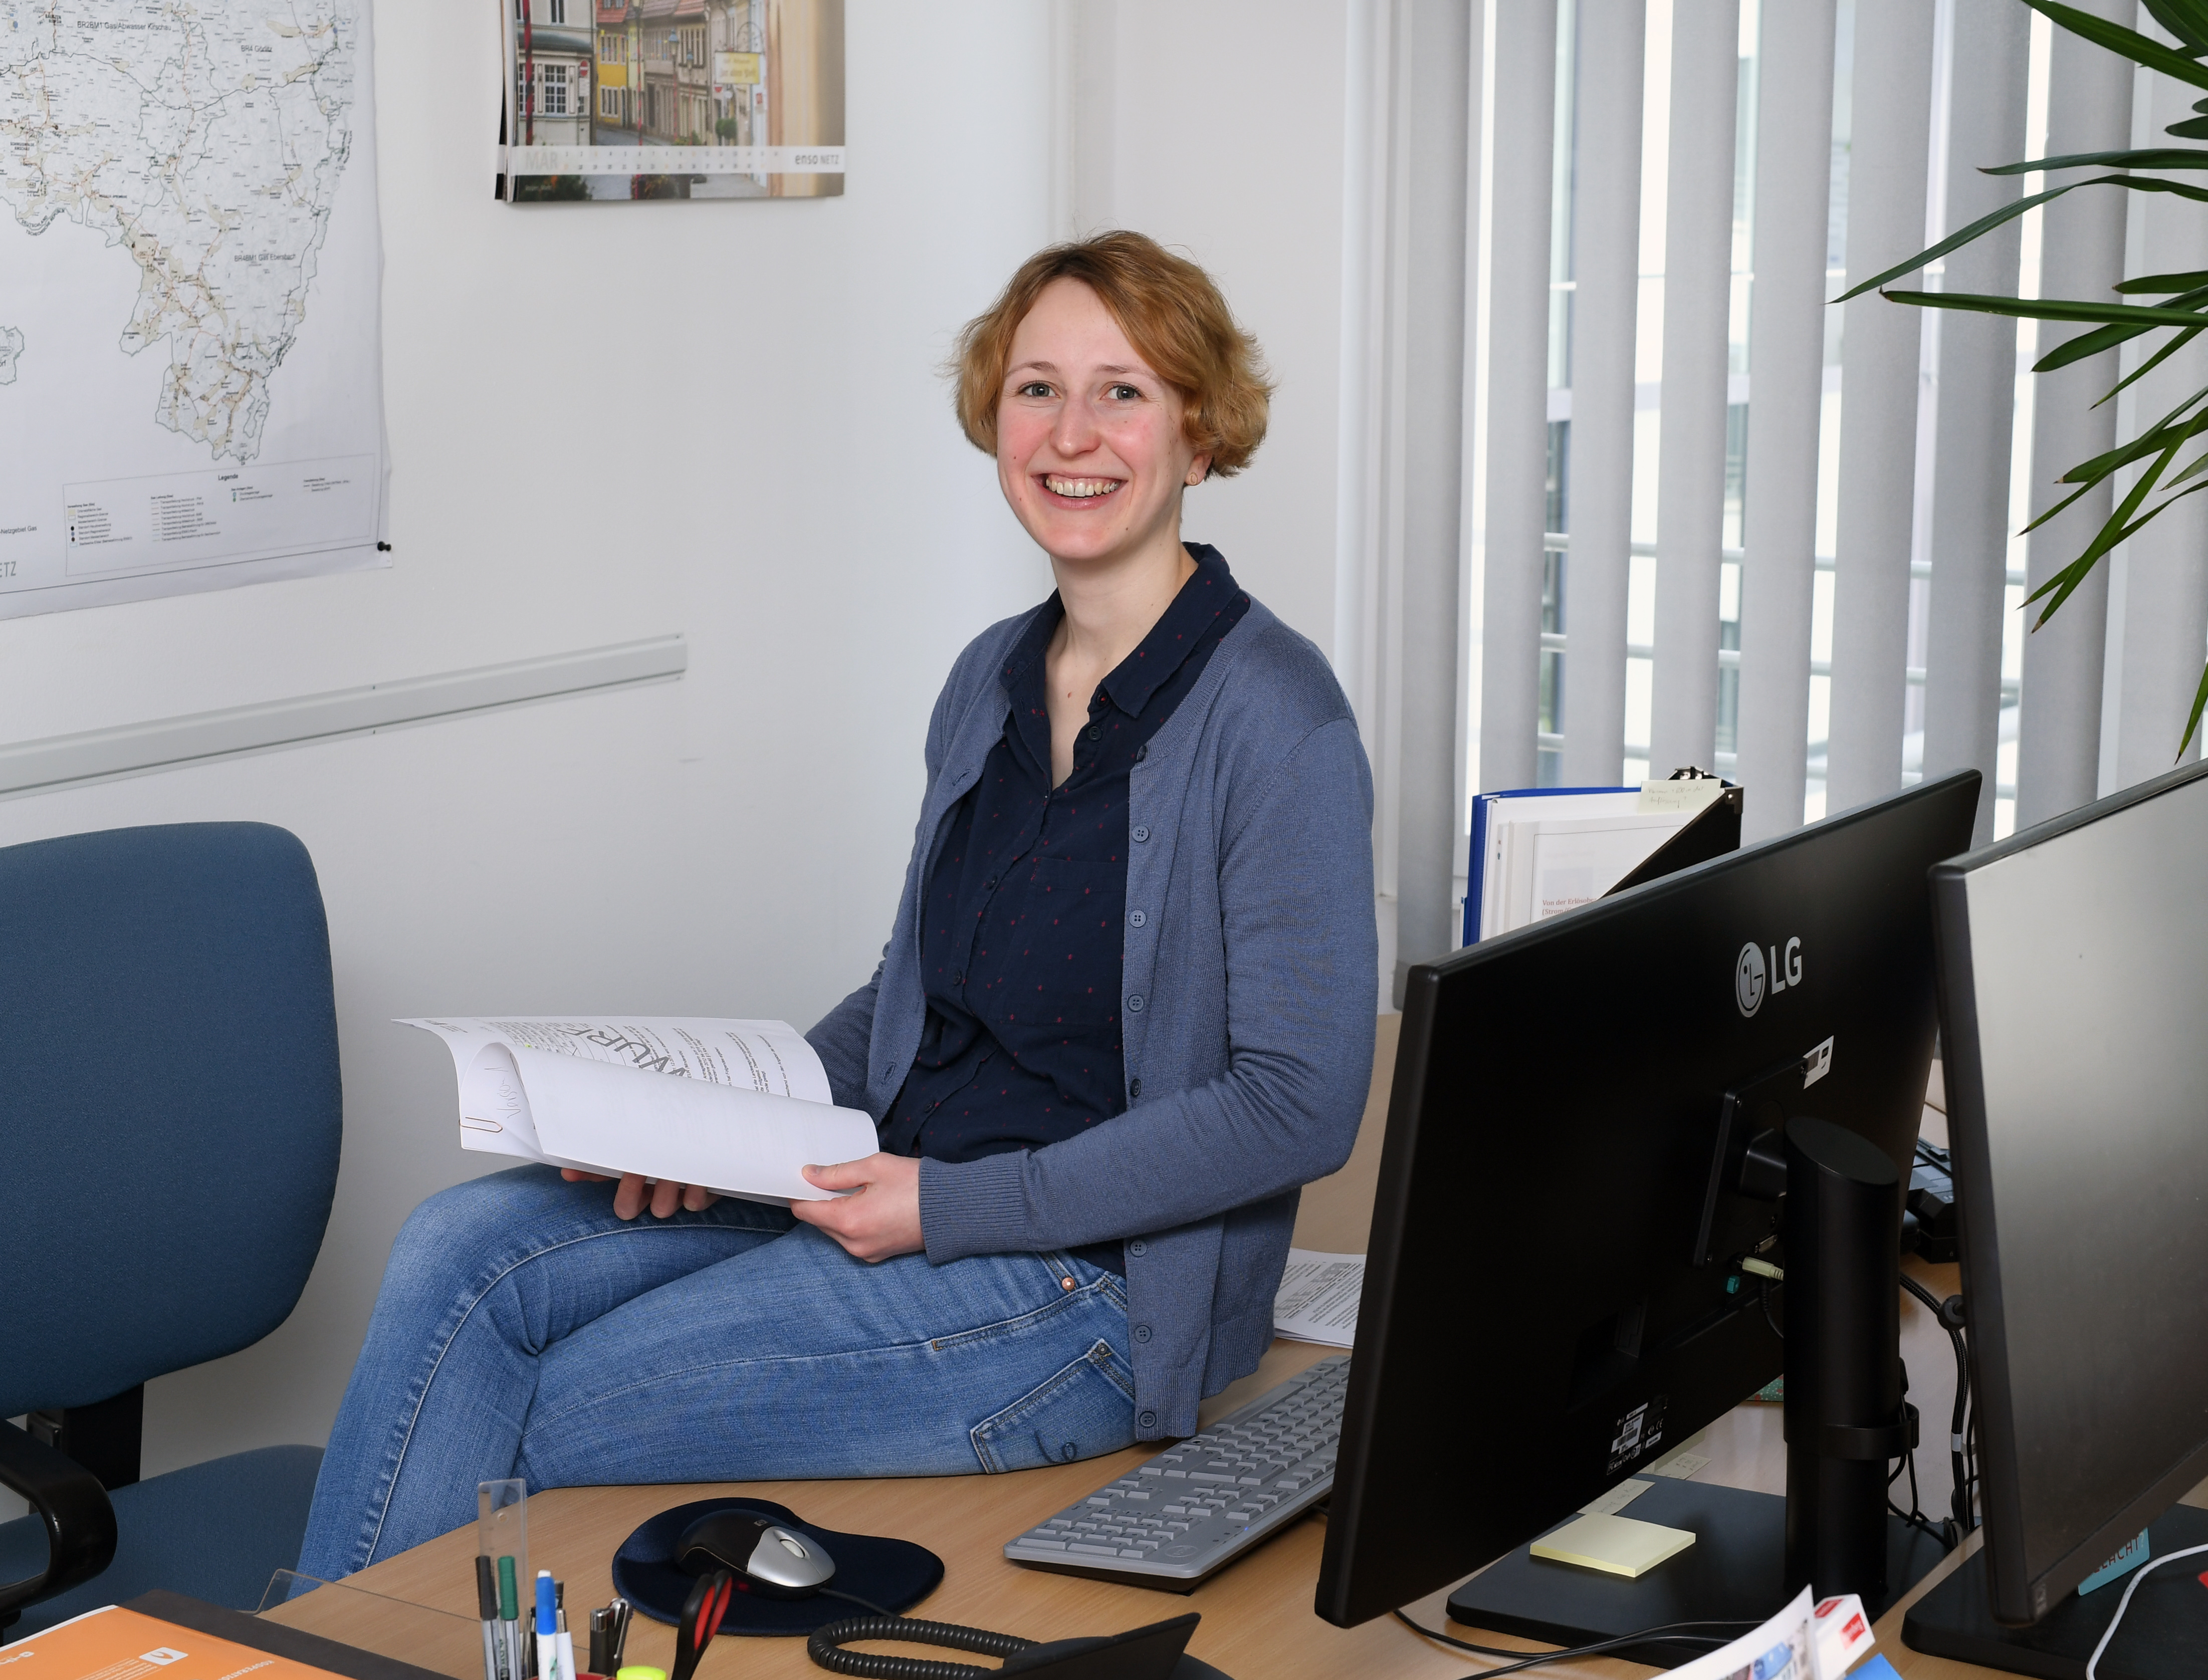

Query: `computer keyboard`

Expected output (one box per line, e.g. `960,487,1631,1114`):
1003,1352,1349,1590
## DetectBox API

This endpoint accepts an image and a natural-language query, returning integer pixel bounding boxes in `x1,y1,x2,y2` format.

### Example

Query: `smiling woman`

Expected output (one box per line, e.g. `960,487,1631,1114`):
296,233,1376,1583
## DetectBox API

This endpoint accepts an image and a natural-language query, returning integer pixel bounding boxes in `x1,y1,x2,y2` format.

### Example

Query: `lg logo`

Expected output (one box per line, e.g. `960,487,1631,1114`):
1735,936,1803,1017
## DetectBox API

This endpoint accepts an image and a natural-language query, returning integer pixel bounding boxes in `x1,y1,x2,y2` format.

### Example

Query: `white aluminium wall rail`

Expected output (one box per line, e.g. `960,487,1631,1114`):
0,635,687,798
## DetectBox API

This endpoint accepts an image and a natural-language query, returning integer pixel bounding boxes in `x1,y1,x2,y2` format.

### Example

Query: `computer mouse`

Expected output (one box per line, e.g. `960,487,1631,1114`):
674,1509,836,1599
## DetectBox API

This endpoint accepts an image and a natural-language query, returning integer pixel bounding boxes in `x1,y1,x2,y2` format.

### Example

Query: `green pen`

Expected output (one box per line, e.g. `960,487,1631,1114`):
497,1555,521,1680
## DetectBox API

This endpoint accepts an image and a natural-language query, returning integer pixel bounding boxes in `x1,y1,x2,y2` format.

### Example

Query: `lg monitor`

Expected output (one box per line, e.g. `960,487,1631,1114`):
1903,758,2208,1676
1314,772,1981,1649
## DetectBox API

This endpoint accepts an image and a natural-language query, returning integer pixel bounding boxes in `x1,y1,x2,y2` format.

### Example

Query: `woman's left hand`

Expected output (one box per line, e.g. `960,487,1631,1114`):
790,1152,924,1262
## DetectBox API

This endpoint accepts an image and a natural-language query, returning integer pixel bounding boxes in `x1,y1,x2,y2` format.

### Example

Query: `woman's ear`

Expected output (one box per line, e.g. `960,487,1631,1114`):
1185,454,1213,486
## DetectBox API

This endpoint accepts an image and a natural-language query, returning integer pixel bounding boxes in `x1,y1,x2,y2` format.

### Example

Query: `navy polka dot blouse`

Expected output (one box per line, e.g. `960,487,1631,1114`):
881,544,1249,1271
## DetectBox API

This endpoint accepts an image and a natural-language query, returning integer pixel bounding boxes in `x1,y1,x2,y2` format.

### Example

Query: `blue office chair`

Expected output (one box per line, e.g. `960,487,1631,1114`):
0,823,341,1638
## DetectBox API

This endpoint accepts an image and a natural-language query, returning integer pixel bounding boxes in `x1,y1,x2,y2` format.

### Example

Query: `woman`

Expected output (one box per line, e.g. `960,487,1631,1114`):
297,231,1376,1580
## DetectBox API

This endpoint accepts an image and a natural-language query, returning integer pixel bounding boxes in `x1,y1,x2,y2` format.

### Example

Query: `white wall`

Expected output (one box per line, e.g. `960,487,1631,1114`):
1,0,1370,1491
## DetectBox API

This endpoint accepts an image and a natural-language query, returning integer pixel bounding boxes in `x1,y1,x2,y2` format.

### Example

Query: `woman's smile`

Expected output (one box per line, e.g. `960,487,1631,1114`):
1038,473,1125,504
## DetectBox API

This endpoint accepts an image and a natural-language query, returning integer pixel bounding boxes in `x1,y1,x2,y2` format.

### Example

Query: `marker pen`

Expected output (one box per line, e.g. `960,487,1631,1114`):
497,1556,522,1680
535,1571,558,1680
475,1556,503,1680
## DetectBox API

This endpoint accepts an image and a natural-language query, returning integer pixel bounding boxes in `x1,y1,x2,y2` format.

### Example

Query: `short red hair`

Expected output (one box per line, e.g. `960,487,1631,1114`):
951,232,1272,478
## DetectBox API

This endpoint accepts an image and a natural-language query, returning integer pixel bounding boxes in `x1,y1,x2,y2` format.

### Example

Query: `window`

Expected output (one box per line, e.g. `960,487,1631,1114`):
548,0,566,22
540,63,567,116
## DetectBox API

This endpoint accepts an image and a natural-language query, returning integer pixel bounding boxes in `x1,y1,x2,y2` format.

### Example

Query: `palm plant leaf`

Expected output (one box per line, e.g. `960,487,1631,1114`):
2020,0,2208,87
1851,0,2208,764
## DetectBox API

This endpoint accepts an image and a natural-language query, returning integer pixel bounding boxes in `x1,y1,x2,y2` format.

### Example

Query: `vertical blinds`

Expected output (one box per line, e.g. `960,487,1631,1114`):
1468,0,2208,858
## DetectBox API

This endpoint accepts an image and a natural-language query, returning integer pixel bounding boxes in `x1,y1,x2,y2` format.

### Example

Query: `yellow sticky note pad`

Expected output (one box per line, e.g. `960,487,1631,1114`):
1529,1513,1696,1578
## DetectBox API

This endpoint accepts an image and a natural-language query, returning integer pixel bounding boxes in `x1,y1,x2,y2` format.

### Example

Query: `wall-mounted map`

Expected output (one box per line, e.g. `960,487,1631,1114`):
0,0,385,617
499,0,843,202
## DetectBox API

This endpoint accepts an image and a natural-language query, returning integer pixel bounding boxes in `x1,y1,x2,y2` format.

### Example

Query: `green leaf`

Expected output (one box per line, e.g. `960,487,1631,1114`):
2114,270,2208,293
2142,0,2208,56
2021,0,2208,91
2057,388,2208,485
1831,183,2076,302
1837,177,2208,308
1884,288,2208,329
2181,657,2208,757
1981,146,2208,174
2085,326,2204,403
2026,436,2196,628
2165,115,2208,139
2034,308,2203,376
2018,474,2104,538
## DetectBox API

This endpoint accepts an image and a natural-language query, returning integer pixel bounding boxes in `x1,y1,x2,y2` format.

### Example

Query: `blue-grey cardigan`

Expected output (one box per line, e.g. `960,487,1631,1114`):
805,592,1378,1438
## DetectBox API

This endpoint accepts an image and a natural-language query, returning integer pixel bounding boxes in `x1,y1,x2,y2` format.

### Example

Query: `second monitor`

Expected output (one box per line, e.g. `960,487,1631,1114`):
1315,771,1980,1643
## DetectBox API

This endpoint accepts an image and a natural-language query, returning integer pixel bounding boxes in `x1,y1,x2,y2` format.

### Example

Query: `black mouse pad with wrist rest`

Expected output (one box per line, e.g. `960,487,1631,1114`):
610,1497,943,1638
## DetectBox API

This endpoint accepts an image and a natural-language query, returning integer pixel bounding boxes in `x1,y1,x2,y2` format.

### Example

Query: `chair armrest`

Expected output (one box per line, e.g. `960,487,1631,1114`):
0,1419,116,1624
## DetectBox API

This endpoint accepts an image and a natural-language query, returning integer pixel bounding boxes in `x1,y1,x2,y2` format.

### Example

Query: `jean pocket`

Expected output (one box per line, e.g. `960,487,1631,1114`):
969,1339,1138,1473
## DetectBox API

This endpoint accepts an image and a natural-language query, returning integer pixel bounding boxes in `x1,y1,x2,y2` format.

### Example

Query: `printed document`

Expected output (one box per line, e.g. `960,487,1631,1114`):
401,1017,876,1204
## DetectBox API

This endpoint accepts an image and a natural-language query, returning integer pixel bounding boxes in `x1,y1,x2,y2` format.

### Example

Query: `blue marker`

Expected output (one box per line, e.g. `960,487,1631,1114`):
535,1571,558,1680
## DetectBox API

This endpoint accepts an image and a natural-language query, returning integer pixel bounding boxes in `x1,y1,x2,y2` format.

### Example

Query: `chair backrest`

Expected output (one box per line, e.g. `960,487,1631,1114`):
0,823,341,1417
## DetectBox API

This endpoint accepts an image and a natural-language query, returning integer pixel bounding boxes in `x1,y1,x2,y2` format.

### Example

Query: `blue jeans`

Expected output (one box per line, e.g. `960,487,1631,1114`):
297,1166,1135,1578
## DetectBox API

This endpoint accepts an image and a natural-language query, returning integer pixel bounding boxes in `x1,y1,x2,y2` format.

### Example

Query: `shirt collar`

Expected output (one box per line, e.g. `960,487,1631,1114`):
1000,544,1241,718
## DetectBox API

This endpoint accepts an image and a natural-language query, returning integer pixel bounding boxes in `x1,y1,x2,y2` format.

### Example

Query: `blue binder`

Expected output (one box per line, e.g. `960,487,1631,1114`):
1463,786,1635,947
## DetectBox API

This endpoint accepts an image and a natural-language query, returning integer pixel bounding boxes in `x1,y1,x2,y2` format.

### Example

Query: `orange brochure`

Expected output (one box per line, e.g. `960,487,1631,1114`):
0,1607,344,1680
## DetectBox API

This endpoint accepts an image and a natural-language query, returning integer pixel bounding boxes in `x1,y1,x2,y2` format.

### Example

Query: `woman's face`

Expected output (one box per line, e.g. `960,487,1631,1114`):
995,278,1209,569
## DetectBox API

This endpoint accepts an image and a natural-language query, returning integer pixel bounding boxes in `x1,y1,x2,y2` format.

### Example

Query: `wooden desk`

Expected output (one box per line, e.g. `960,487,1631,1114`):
261,1020,2163,1678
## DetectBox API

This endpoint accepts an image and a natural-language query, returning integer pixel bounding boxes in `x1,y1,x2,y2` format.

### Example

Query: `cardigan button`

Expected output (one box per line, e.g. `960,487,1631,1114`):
1127,995,1145,1013
1128,909,1146,927
1132,825,1150,843
1128,1238,1148,1257
1139,1410,1158,1430
1129,1078,1143,1101
1134,745,1147,762
1134,1324,1153,1344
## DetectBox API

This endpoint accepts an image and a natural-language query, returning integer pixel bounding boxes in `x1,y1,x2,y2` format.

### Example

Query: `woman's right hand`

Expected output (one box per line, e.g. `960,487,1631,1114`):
560,1168,720,1220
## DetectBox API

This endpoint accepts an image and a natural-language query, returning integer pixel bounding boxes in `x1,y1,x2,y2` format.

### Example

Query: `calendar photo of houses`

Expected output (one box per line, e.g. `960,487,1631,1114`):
499,0,843,202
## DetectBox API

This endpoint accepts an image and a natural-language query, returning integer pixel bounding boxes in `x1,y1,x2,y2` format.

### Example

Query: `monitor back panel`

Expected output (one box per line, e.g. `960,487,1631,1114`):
1933,760,2208,1623
1316,774,1979,1627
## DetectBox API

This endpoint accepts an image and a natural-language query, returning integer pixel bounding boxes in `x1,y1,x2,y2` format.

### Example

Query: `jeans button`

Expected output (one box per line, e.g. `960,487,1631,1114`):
1132,825,1150,842
1128,909,1146,927
1134,1324,1153,1344
1127,994,1145,1014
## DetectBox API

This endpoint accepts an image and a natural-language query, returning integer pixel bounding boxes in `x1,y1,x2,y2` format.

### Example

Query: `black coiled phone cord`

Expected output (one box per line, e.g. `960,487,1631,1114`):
806,1614,1036,1678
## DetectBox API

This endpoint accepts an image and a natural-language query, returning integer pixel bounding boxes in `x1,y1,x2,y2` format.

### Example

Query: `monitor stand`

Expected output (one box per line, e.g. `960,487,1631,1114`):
1448,1120,1952,1667
1444,1477,1949,1667
1902,1503,2208,1679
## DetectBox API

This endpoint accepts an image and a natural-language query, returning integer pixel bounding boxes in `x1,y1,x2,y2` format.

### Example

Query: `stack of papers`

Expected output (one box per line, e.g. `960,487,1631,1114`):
1273,1249,1364,1347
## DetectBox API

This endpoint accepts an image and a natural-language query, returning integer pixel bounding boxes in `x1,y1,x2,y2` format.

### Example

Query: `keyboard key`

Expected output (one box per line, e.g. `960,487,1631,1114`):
1120,1549,1145,1559
1021,1537,1068,1550
1068,1542,1120,1556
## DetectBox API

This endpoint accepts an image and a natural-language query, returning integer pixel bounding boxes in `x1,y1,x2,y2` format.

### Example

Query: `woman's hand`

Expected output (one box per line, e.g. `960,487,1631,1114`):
789,1153,924,1262
559,1168,720,1220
